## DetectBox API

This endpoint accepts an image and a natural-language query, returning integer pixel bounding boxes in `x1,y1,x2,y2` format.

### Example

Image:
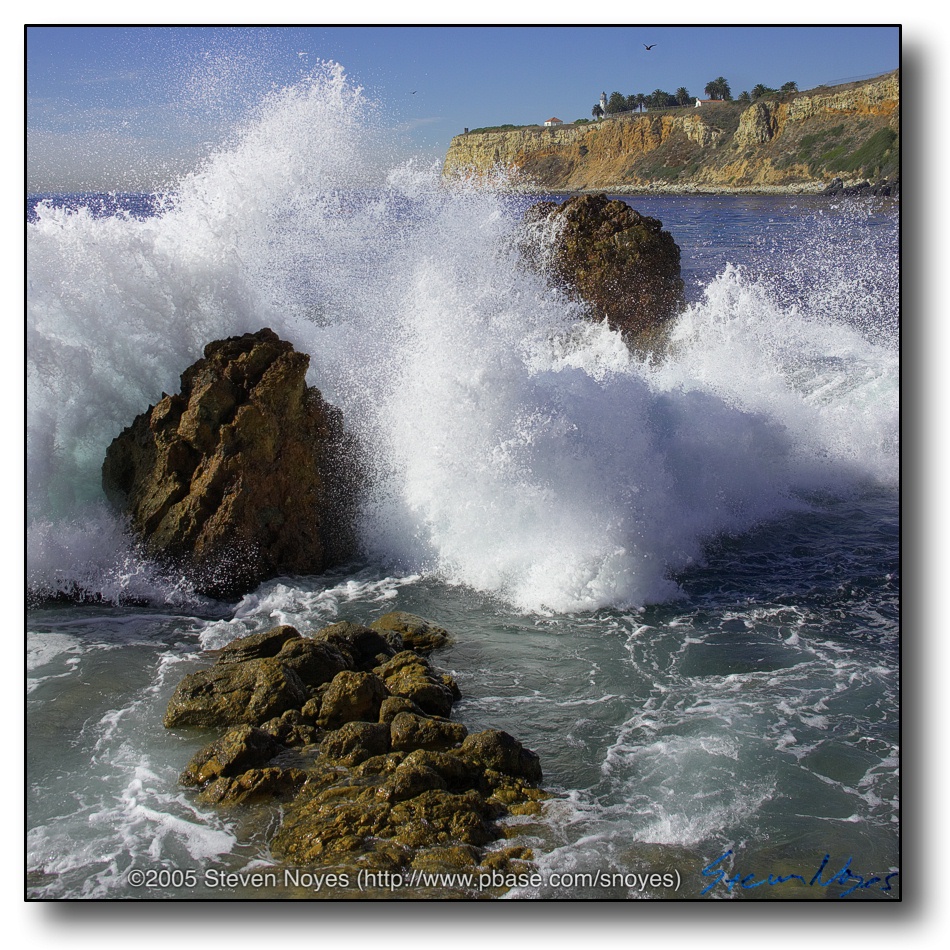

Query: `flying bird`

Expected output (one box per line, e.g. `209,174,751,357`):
644,44,656,50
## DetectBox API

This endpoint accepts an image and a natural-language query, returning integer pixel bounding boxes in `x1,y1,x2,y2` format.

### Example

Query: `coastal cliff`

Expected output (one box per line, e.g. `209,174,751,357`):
443,71,899,194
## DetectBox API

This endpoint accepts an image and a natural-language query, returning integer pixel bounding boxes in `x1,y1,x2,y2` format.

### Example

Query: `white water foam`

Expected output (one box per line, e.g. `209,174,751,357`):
27,65,899,614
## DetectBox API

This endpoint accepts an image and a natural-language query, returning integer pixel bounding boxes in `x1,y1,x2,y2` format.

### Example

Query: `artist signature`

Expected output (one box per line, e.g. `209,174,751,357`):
700,850,899,898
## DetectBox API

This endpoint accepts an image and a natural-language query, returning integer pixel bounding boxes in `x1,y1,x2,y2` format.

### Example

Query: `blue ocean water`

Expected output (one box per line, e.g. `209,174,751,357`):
26,68,899,900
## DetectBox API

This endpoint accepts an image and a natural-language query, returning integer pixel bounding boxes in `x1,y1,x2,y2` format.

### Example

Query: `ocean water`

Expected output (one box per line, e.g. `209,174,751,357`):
26,65,899,900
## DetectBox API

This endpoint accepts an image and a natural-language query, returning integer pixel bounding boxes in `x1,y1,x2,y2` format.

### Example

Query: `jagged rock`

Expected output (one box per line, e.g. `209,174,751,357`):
382,762,448,802
410,844,480,871
164,617,549,888
179,724,285,787
275,637,352,686
389,789,502,849
215,625,302,663
460,729,543,783
389,711,468,753
375,651,456,718
163,656,309,728
398,748,484,791
320,721,392,766
377,695,426,724
823,176,900,197
370,611,451,654
197,767,308,806
101,328,357,598
316,622,399,671
522,193,684,348
317,670,390,728
259,709,321,746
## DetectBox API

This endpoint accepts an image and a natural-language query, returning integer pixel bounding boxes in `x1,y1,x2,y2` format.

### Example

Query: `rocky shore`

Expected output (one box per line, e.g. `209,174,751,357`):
102,198,685,891
164,612,549,895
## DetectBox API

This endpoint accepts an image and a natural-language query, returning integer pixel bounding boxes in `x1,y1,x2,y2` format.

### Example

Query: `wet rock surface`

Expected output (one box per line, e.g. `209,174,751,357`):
102,328,358,598
163,612,549,892
522,193,684,350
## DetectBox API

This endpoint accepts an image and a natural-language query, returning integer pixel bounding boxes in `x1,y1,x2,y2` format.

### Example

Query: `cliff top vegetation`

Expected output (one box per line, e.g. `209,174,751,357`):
461,69,898,136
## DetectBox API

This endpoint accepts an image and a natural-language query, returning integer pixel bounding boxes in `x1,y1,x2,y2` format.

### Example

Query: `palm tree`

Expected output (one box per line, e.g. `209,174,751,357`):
780,81,798,93
592,104,604,119
675,87,691,106
705,78,731,100
606,91,627,114
635,93,646,113
751,84,774,100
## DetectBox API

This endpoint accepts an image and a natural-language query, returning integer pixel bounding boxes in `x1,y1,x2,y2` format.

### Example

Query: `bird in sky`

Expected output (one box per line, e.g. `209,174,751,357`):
644,44,656,50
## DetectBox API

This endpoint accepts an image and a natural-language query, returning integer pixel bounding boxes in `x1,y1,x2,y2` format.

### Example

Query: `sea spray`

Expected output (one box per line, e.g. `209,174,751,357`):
27,66,898,613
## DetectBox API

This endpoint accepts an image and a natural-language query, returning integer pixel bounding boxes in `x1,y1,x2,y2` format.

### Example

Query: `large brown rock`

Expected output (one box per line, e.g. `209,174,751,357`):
522,193,684,348
101,328,357,598
197,767,308,806
389,711,468,753
460,729,543,783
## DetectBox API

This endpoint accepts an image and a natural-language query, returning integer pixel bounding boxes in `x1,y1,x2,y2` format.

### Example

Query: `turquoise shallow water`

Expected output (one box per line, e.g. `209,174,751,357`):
26,485,899,900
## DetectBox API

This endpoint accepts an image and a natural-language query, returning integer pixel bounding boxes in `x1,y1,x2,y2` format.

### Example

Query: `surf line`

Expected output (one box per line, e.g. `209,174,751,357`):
699,849,899,898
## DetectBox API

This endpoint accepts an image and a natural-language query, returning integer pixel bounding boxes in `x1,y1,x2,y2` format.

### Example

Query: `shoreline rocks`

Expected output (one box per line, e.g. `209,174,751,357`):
164,613,549,893
102,328,359,599
821,176,900,198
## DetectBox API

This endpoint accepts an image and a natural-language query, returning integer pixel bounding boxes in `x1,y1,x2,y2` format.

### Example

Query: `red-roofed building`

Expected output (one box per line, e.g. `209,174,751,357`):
544,117,564,126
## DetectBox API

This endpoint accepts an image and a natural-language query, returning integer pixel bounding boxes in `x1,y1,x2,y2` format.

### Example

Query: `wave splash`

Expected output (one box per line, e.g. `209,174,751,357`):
27,65,898,613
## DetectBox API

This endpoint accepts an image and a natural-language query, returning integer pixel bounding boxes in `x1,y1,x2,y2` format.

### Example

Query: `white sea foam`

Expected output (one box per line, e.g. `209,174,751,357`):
27,65,899,614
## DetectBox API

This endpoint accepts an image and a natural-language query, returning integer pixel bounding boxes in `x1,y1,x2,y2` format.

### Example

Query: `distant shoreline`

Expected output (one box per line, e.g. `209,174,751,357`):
505,182,899,199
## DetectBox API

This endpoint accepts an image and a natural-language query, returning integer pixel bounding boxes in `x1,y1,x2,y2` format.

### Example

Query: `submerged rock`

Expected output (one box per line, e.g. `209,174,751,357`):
522,193,684,349
101,328,358,598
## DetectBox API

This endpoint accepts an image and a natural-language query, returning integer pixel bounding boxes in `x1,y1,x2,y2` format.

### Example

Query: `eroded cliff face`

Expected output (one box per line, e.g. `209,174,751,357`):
443,71,899,194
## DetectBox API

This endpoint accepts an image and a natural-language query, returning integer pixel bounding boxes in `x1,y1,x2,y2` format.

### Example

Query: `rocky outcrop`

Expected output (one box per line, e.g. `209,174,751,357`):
443,70,899,194
369,611,451,655
522,193,684,347
734,101,777,146
102,328,357,598
822,176,900,198
164,612,548,891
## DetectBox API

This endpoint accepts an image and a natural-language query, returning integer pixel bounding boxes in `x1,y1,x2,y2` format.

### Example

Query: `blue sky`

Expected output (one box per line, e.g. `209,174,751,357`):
27,24,900,191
